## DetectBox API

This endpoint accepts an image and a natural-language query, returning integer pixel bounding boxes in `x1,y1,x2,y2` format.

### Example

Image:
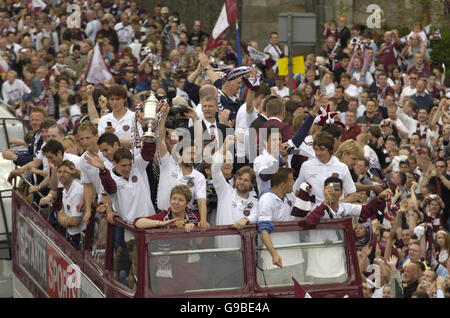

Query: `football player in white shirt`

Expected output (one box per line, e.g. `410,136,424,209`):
294,131,356,205
254,127,289,195
257,168,304,285
57,160,86,250
97,85,143,149
305,176,391,282
87,139,157,291
86,141,157,225
213,135,258,232
42,141,82,217
77,121,116,225
211,135,259,288
97,132,122,223
235,84,271,162
158,101,209,231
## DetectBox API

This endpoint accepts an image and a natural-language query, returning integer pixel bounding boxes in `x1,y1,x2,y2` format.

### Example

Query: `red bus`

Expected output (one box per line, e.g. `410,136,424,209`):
11,182,363,298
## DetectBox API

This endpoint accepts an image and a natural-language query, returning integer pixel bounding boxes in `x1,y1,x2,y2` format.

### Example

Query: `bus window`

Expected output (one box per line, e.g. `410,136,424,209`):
91,215,107,270
110,224,138,292
148,233,245,296
256,228,348,288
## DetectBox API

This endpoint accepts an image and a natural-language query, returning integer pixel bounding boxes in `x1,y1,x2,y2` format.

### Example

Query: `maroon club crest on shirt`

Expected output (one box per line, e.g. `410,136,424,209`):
187,180,195,187
287,200,292,207
67,205,71,210
132,175,138,183
332,172,339,178
243,210,250,217
123,125,130,132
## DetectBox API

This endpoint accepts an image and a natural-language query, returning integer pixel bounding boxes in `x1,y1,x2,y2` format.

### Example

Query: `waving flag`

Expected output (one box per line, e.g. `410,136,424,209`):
205,0,238,53
85,43,113,85
27,0,47,15
241,42,276,70
293,277,312,298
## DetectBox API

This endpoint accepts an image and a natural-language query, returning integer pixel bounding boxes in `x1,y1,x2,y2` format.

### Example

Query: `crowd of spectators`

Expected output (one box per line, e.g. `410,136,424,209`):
1,1,450,298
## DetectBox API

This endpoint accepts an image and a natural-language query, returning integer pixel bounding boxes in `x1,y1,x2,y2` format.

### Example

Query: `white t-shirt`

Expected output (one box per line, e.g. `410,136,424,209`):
364,145,379,161
344,84,360,99
294,156,356,205
271,86,290,98
114,23,134,48
254,149,279,194
98,109,143,143
1,79,31,104
257,191,303,270
212,153,258,248
235,103,258,159
306,202,362,278
106,152,155,224
35,142,49,171
85,19,102,43
79,150,110,203
157,153,206,211
62,180,86,236
351,71,374,94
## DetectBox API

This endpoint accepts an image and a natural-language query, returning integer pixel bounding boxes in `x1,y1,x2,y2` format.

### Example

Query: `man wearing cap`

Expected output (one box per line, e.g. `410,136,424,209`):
159,7,170,27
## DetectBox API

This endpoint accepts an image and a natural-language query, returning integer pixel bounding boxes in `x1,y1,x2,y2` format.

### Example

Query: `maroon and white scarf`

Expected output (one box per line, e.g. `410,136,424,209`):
416,123,428,140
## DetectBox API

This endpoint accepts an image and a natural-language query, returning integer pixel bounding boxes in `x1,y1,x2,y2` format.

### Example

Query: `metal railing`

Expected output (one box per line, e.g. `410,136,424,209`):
12,174,85,246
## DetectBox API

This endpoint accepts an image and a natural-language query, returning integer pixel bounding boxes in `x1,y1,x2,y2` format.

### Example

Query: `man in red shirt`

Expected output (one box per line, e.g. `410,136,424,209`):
342,110,361,141
375,31,403,74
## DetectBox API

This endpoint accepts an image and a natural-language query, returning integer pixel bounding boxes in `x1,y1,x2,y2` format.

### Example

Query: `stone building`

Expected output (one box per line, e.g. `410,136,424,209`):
138,0,448,55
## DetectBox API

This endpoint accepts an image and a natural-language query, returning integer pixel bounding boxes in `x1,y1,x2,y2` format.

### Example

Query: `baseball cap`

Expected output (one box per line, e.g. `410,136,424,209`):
161,7,169,14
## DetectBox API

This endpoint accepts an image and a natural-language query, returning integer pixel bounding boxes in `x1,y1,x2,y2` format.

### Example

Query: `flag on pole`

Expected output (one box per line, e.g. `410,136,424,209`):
27,0,47,15
235,21,242,67
292,277,312,298
205,0,238,53
240,42,275,70
85,43,113,85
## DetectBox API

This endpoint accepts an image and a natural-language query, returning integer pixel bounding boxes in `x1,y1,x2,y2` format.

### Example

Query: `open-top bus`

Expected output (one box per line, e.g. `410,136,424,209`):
11,177,363,298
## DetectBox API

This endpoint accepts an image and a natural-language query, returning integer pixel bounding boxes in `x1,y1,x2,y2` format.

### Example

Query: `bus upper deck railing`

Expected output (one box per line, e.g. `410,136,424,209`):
12,174,86,241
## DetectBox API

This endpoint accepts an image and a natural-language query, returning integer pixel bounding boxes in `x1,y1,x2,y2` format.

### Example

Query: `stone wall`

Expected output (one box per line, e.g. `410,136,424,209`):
137,0,448,55
332,0,448,31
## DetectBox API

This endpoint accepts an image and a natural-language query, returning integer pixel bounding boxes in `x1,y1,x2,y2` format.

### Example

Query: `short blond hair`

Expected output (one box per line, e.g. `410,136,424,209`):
335,139,364,160
170,184,192,203
77,120,98,135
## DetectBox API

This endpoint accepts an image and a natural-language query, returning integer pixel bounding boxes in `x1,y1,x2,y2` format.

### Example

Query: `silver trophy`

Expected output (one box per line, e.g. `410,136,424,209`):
142,91,159,141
